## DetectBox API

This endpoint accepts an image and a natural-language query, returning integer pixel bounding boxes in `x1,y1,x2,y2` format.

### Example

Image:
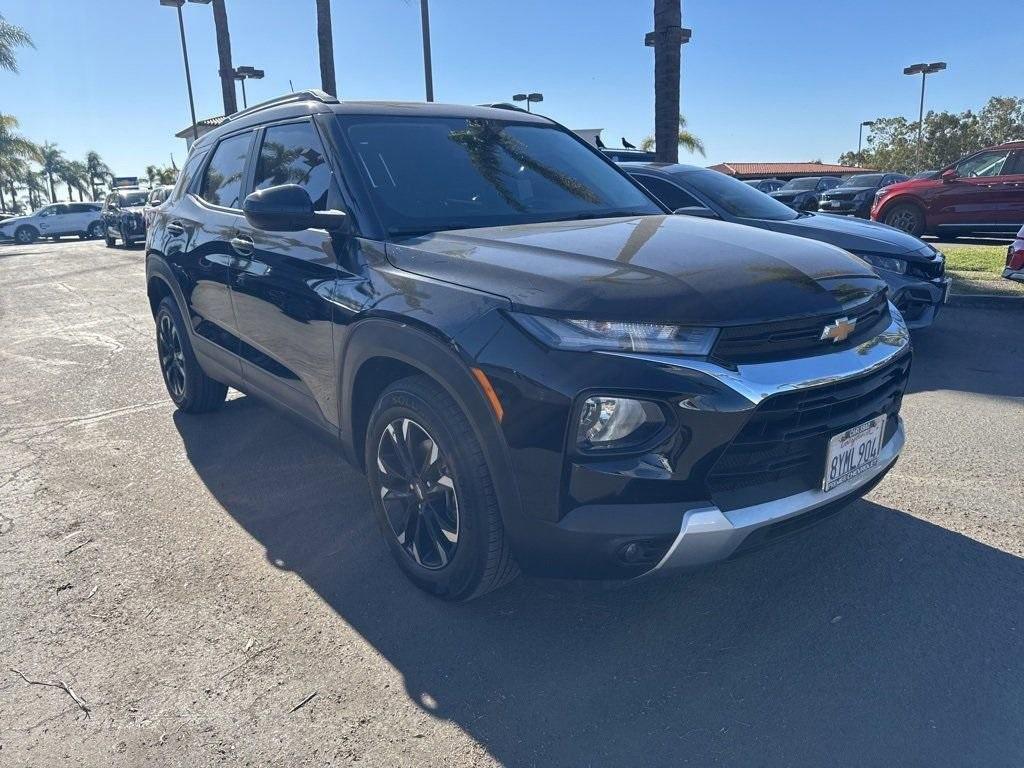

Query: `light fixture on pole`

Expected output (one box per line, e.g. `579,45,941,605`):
159,0,199,142
903,61,947,167
858,120,875,155
512,92,543,113
232,66,265,109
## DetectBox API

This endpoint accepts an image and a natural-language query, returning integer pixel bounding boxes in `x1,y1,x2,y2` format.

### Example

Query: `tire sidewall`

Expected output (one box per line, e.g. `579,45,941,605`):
88,222,103,239
155,297,203,411
15,226,36,244
365,385,490,599
885,203,924,235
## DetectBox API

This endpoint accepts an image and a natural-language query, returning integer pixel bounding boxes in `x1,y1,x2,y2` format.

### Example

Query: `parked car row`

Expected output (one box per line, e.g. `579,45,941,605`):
624,163,949,328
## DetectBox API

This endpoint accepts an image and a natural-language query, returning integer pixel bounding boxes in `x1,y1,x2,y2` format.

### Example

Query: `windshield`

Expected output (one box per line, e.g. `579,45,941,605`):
839,174,883,188
339,115,661,236
120,192,148,207
682,169,799,221
781,178,818,190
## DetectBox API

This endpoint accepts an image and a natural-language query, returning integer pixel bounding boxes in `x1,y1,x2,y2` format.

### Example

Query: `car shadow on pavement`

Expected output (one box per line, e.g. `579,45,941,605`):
175,397,1024,767
908,306,1023,399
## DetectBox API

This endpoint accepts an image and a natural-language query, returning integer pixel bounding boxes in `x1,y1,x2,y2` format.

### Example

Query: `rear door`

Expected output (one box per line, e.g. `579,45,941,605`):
997,150,1024,226
228,117,342,427
165,131,254,375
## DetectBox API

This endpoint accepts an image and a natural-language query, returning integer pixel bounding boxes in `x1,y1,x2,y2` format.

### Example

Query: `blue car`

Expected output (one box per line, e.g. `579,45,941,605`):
623,163,950,329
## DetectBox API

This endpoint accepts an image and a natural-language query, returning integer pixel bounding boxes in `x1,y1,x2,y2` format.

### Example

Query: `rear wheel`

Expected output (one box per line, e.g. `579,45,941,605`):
365,375,519,601
87,221,104,240
884,203,925,236
155,296,227,413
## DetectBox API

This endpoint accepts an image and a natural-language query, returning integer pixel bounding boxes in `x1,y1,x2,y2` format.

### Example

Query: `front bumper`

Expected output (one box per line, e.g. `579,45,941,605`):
818,199,872,218
888,273,950,329
485,307,912,580
646,417,903,573
1004,267,1024,283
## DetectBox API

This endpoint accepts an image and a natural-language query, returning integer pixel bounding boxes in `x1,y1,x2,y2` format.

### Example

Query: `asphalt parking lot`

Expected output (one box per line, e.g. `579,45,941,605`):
1,239,1022,767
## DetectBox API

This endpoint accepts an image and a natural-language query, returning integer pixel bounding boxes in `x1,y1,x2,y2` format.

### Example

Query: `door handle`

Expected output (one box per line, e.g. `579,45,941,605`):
231,235,255,257
166,220,185,236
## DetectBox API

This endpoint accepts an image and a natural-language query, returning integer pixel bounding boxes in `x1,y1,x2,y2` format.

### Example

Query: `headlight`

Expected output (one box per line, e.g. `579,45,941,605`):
857,253,908,274
577,396,666,450
513,314,719,356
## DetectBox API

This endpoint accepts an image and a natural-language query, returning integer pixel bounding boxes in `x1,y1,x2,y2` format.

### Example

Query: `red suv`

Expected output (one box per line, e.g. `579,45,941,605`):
871,141,1024,237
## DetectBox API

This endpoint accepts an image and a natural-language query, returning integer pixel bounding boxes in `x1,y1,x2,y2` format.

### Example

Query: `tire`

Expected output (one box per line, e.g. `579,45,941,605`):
154,296,227,413
14,225,37,244
364,375,519,601
883,203,925,236
87,221,104,240
120,227,133,248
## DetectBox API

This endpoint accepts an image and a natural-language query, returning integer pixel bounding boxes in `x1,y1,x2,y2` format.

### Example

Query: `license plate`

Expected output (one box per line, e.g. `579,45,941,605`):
823,415,887,493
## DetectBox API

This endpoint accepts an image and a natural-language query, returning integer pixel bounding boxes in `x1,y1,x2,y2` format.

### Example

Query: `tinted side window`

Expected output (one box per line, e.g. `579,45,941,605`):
200,132,253,208
253,121,332,210
957,150,1011,178
633,175,700,210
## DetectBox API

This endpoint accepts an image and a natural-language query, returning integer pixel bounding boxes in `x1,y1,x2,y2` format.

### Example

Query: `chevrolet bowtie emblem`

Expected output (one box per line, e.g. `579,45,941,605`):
820,316,857,343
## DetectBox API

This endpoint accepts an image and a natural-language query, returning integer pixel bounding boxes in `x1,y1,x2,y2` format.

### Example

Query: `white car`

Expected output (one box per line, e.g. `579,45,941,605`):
0,202,105,244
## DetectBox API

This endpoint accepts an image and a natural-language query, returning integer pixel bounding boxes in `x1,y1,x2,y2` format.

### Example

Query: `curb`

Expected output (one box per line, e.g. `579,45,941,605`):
947,293,1024,308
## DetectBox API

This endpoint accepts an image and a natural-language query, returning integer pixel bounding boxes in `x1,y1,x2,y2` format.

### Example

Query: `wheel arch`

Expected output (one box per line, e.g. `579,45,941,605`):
340,318,525,528
877,194,928,227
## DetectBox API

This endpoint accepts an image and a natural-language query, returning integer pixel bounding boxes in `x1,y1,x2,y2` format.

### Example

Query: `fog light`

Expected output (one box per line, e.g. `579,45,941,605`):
577,396,665,450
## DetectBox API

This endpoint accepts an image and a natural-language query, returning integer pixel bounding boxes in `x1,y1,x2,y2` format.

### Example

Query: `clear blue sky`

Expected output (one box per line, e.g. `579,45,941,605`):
3,0,1022,178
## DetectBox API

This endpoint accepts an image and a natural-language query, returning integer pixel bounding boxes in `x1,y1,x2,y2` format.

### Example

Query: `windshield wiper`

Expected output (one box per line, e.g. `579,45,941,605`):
561,210,650,222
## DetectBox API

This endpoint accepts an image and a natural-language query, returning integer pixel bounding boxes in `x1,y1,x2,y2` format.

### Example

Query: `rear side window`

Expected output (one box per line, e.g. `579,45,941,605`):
68,203,96,213
173,148,207,202
633,175,700,210
253,121,332,210
200,132,254,209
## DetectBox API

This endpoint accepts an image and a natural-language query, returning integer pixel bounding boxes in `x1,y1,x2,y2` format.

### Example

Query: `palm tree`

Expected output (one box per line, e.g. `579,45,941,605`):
316,0,337,96
0,114,38,210
640,114,705,157
0,13,33,73
85,151,111,201
25,169,49,210
211,0,238,114
63,160,89,201
39,142,65,202
652,0,682,163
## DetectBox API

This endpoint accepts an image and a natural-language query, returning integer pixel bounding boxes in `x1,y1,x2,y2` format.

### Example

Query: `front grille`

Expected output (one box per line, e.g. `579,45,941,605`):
823,192,856,201
712,292,891,365
706,353,910,511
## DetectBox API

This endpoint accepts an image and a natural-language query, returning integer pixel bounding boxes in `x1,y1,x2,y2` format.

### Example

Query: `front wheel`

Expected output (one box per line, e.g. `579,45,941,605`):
365,375,519,601
884,203,925,236
14,226,37,244
154,296,227,413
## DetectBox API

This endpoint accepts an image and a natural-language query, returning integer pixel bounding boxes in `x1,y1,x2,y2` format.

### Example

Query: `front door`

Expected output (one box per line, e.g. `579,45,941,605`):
228,118,342,428
932,148,1016,227
37,204,70,235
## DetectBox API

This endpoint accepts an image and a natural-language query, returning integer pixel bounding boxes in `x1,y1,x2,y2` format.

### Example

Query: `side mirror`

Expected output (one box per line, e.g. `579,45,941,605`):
242,184,347,232
941,169,959,183
673,205,720,219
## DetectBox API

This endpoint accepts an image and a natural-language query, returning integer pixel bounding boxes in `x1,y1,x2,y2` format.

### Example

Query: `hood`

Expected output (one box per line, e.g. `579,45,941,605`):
385,215,885,326
770,189,811,201
0,213,32,227
764,212,930,258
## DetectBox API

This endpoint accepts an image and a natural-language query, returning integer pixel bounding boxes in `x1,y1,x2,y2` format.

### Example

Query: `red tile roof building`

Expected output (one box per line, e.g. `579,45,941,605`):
708,162,874,180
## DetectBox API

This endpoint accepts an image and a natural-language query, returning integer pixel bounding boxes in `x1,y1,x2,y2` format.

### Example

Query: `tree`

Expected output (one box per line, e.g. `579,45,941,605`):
839,96,1024,173
86,151,111,201
0,114,38,210
63,160,89,201
38,142,65,202
640,114,705,156
316,0,337,96
24,169,49,209
212,0,238,115
146,164,178,185
652,0,682,163
0,13,33,73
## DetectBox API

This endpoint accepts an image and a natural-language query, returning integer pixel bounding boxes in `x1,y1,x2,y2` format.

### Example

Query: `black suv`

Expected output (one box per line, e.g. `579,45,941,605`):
102,188,150,247
146,91,911,600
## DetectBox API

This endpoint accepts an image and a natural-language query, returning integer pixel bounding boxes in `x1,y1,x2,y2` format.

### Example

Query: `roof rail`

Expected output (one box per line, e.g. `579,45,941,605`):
477,102,530,113
224,89,339,123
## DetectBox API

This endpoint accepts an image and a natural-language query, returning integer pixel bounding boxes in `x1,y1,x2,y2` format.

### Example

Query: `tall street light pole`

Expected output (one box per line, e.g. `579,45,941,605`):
858,120,875,155
160,0,199,142
420,0,434,101
903,61,947,168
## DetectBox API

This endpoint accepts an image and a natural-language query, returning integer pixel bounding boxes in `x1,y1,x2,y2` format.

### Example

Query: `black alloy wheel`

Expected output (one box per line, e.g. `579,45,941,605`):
157,311,186,401
87,221,104,239
884,204,925,236
376,417,460,569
